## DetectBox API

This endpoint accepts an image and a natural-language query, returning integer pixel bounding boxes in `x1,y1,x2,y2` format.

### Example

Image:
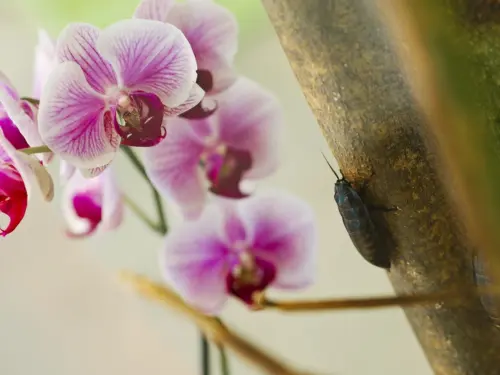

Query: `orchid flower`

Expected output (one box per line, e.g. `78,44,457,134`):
33,29,58,100
61,161,123,237
38,19,201,177
0,72,46,157
144,78,282,219
161,192,316,315
134,0,238,118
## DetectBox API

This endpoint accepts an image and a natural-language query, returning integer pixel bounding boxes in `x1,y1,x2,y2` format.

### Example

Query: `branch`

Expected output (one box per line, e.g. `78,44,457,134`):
120,271,311,375
260,0,500,373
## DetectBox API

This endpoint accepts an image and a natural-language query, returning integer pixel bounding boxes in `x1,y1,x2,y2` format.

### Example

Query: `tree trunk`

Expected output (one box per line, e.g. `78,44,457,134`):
260,1,500,374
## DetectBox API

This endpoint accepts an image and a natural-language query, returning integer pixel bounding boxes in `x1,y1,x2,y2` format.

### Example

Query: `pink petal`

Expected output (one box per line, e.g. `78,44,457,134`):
0,163,27,236
33,29,58,99
56,23,117,93
166,0,238,93
100,167,124,231
200,59,237,95
0,71,18,102
144,117,207,219
38,62,120,169
237,192,317,289
161,204,231,315
217,78,283,179
163,83,204,117
0,129,54,202
62,167,122,236
97,19,197,108
0,87,45,150
133,0,175,21
61,170,99,236
60,160,76,185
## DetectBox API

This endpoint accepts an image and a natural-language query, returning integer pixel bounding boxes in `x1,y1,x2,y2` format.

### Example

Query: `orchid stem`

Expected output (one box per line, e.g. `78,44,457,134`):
255,287,500,313
20,97,40,106
218,342,230,375
202,335,210,375
123,193,163,235
120,272,308,375
120,145,167,234
19,145,52,155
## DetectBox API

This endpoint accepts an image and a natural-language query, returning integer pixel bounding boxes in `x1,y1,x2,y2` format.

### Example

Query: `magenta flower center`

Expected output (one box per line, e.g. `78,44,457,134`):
226,251,276,306
115,91,166,147
71,189,102,237
0,164,27,236
201,145,252,199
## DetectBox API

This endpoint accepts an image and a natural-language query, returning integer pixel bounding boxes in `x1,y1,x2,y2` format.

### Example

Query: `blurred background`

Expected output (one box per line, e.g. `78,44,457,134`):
0,1,432,374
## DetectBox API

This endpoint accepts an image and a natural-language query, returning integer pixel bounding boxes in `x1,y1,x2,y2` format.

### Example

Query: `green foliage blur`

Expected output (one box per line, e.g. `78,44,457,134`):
20,0,265,39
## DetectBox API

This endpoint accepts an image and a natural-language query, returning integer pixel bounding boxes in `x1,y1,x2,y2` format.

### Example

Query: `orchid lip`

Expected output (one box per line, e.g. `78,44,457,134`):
204,146,252,199
196,69,214,93
114,90,166,147
226,254,276,306
179,70,216,120
0,163,27,236
69,191,102,237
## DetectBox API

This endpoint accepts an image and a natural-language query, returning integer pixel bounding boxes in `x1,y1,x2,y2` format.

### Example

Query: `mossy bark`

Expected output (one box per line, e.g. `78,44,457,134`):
261,0,500,374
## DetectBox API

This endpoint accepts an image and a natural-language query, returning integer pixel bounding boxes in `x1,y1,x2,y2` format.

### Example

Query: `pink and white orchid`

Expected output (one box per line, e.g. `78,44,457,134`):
38,19,201,176
161,193,317,314
61,162,123,237
0,74,54,235
144,78,282,219
134,0,238,118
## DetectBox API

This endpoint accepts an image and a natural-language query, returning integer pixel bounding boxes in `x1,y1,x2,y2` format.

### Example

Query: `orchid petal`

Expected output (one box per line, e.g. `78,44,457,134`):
60,160,76,185
166,0,238,94
133,0,175,21
56,23,117,93
100,168,123,231
0,129,53,202
97,19,197,108
0,165,27,236
33,29,57,99
217,78,282,179
38,62,120,169
238,192,317,289
79,163,111,178
163,83,204,117
0,72,18,102
62,171,97,236
0,88,44,149
161,204,230,315
144,118,207,219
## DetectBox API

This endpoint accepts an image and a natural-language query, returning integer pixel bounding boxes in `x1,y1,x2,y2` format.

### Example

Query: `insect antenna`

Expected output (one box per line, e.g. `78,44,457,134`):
321,152,341,180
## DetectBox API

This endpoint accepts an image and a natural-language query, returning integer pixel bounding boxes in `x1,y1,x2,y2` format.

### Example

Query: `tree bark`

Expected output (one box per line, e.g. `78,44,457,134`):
260,1,500,374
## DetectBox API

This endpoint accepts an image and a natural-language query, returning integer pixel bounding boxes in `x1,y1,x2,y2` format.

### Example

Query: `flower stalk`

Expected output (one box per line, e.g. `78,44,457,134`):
120,145,167,234
19,145,52,155
120,271,310,375
253,288,494,312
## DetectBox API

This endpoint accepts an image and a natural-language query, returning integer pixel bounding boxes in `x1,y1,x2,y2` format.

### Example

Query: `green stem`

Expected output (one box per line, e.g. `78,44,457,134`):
121,146,218,375
122,193,163,235
218,343,230,375
20,97,40,106
201,335,210,375
19,145,52,155
120,145,167,234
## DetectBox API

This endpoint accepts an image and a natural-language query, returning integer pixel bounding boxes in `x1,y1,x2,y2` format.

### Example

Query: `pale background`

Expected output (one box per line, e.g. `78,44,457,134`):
0,1,432,374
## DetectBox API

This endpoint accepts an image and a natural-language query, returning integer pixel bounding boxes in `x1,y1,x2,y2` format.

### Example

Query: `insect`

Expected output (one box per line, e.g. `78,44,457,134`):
472,253,500,326
322,153,391,269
